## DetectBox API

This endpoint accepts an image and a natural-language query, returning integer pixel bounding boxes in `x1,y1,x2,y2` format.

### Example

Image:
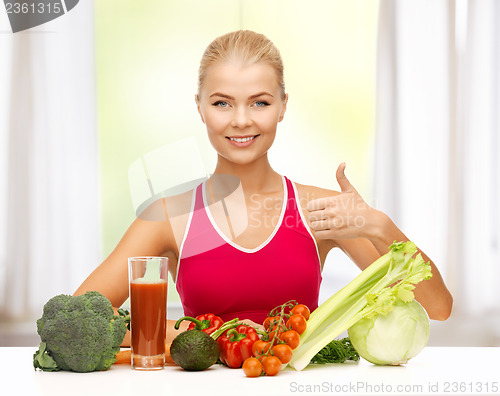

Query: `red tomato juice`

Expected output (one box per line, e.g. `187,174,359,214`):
130,280,167,357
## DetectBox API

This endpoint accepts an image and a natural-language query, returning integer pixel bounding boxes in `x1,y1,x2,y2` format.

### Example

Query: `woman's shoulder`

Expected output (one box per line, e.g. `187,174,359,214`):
291,180,341,204
137,188,195,221
289,179,340,254
133,188,197,253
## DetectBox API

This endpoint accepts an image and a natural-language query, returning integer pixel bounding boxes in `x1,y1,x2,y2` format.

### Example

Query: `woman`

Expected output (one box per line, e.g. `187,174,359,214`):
74,30,452,344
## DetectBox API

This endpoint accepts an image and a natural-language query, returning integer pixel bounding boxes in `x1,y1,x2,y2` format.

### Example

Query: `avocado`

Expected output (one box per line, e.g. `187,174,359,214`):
170,330,220,371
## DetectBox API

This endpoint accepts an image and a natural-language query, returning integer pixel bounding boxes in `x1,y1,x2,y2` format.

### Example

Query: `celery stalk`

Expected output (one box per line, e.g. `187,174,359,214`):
289,241,432,371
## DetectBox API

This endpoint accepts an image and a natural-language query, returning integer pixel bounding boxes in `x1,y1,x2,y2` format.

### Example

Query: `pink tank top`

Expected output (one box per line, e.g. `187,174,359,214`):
175,176,322,324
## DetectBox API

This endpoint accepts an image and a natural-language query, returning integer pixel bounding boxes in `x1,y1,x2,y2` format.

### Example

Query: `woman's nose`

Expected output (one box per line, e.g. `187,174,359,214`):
230,107,252,128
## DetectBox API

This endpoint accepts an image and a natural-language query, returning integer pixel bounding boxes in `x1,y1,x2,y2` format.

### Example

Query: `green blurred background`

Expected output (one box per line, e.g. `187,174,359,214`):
95,0,379,302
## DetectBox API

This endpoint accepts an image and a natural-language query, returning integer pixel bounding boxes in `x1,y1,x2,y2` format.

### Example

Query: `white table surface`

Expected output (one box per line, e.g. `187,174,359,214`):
2,347,499,396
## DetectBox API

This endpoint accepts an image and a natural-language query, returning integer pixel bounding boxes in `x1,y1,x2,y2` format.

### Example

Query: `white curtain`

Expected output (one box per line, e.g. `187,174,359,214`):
375,0,500,346
0,2,100,321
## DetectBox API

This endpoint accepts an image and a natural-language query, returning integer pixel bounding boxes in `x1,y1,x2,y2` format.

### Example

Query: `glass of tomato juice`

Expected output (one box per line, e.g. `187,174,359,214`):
129,256,168,370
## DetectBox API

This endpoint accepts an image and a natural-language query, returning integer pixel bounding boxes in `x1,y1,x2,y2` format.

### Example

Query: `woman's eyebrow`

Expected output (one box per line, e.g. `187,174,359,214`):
249,91,274,99
209,91,274,100
209,92,234,99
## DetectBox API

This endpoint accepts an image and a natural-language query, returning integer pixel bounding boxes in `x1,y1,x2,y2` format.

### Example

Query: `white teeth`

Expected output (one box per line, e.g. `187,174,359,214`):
229,136,255,143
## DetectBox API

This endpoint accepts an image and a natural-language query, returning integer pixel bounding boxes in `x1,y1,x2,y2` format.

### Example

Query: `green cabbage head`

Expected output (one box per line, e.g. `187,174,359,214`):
347,299,429,365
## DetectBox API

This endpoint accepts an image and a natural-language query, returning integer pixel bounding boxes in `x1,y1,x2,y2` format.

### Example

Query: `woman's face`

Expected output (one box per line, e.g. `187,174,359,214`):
196,61,288,166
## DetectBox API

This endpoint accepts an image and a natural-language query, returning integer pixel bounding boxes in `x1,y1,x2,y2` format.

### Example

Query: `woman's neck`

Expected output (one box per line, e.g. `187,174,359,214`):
212,154,282,195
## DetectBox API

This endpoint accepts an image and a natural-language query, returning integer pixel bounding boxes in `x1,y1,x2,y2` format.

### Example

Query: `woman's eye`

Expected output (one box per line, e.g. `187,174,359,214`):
212,100,229,108
255,101,270,107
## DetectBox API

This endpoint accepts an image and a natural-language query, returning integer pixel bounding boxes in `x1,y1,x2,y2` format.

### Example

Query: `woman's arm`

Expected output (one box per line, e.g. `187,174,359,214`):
305,163,453,321
73,197,184,346
333,222,453,321
73,210,175,305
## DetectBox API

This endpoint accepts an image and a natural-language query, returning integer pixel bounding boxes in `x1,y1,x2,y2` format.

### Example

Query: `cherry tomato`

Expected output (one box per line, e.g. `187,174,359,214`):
262,356,282,376
286,313,307,335
265,316,284,332
280,330,300,349
272,344,293,364
267,328,284,345
242,357,263,378
263,316,277,330
252,340,271,357
291,304,310,320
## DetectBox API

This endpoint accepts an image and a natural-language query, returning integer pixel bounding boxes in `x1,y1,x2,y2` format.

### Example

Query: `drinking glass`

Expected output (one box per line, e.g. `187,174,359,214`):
129,256,168,370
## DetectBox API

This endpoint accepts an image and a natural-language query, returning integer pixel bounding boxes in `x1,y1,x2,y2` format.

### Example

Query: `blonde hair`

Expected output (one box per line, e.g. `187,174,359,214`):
198,30,286,99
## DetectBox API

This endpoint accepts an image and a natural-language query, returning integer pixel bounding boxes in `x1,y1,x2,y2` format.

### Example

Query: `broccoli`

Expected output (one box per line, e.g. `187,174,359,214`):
33,291,128,373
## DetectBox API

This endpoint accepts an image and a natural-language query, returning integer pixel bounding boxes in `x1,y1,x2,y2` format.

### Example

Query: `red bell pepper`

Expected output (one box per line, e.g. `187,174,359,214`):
175,313,224,335
217,325,260,368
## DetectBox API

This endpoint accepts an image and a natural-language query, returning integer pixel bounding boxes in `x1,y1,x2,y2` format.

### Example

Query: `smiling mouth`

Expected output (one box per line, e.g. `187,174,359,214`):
226,135,260,143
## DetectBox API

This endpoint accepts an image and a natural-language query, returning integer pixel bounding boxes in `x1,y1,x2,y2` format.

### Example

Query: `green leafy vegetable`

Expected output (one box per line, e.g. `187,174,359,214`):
33,342,60,372
289,241,432,371
310,337,359,364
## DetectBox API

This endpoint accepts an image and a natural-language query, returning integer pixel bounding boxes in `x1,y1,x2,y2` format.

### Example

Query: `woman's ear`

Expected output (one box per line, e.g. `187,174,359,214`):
278,93,288,122
195,94,205,124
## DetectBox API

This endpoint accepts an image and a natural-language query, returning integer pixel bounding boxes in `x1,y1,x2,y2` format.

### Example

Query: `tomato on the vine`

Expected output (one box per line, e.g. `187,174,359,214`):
267,328,284,345
262,356,281,376
286,313,307,335
263,316,277,330
290,304,310,320
265,316,285,333
280,330,300,349
252,340,271,357
272,344,293,364
242,357,263,377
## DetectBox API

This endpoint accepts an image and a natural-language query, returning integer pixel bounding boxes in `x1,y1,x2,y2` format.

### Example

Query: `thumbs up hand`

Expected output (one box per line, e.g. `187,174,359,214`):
306,163,381,240
335,162,356,194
